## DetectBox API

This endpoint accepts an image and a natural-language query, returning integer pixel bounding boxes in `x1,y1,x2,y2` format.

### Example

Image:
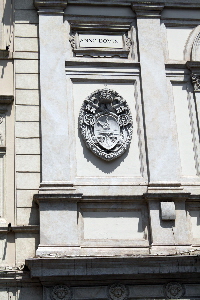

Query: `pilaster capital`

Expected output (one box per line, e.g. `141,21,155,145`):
132,3,164,18
34,0,67,13
187,61,200,92
191,73,200,92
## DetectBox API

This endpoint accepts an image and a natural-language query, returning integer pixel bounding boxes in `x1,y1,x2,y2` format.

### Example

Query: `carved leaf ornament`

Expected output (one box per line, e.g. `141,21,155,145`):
79,88,133,161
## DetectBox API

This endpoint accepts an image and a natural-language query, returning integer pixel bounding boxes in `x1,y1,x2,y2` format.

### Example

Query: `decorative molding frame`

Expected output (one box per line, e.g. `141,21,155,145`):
67,17,134,59
184,25,200,61
69,31,132,58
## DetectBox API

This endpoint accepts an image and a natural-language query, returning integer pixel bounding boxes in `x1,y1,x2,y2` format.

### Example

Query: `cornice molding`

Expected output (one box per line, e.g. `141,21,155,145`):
34,0,67,12
66,0,200,9
187,61,200,72
26,256,200,279
132,3,164,18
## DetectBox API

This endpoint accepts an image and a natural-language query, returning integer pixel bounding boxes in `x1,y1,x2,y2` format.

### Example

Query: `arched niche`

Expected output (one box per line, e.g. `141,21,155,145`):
184,25,200,61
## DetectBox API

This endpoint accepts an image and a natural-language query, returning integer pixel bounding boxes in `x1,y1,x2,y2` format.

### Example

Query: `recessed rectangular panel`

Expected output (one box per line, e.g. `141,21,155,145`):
83,210,144,240
73,82,143,178
166,27,193,61
189,210,200,240
172,83,197,176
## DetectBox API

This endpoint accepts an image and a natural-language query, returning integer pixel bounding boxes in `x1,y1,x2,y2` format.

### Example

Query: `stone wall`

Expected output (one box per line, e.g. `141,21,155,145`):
0,0,200,299
14,0,40,266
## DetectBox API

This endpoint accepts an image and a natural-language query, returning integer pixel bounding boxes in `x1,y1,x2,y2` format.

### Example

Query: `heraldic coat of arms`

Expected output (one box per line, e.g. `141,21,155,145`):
79,87,133,161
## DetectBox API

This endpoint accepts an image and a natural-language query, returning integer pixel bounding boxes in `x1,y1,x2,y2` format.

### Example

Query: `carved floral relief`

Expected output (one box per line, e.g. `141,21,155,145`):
108,283,128,300
164,282,185,299
51,285,72,300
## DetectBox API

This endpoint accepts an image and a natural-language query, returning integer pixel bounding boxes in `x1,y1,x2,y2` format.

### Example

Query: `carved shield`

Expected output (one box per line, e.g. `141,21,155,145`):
79,88,133,161
94,114,120,150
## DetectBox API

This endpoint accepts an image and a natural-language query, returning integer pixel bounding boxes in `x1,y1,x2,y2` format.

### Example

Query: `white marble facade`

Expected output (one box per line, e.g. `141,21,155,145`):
0,0,200,299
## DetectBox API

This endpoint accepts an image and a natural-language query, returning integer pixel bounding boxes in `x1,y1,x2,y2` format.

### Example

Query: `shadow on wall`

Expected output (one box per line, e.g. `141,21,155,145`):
18,285,43,300
14,0,39,23
78,129,130,174
1,0,13,84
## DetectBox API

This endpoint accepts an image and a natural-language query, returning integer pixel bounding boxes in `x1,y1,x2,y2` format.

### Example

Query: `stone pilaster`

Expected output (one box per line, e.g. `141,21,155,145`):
34,0,74,193
132,3,182,191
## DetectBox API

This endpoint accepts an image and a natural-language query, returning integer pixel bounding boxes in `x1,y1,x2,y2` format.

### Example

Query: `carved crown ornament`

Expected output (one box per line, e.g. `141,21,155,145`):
79,88,133,161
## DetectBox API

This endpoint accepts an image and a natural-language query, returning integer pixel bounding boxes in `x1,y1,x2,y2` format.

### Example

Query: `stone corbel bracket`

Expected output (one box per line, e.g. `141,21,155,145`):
34,0,68,13
132,3,164,18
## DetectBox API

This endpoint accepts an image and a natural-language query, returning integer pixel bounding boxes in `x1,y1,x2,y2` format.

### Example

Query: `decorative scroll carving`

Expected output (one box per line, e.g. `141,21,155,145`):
69,32,76,50
79,88,133,161
125,37,132,51
191,73,200,91
51,285,71,300
108,283,128,300
164,282,185,299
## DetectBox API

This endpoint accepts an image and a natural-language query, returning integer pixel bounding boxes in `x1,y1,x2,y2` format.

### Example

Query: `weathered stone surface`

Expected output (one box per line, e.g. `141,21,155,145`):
1,0,200,299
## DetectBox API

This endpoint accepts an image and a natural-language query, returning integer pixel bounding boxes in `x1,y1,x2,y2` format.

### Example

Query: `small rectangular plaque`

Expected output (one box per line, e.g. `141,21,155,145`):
79,34,123,49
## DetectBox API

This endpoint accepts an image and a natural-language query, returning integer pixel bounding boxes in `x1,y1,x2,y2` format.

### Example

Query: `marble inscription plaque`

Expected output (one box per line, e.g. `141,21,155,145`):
79,34,123,48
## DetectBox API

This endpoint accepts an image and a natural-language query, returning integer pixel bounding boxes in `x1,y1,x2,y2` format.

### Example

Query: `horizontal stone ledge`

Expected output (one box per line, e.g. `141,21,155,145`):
34,193,83,203
144,192,191,200
67,0,200,9
0,269,40,282
26,255,200,280
65,59,140,68
0,225,39,233
34,0,68,10
33,192,200,203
